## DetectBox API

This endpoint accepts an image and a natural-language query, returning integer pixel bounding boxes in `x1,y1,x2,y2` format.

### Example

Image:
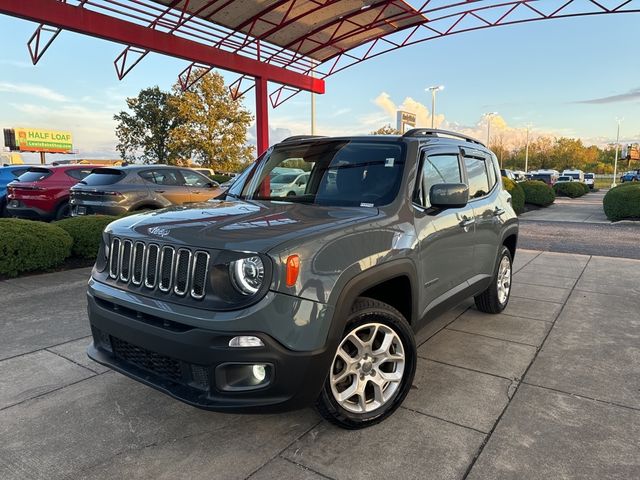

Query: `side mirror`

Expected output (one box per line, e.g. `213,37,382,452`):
207,181,220,188
429,183,469,209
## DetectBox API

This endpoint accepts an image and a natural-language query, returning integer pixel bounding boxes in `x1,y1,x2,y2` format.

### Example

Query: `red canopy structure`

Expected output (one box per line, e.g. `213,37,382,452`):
0,0,638,154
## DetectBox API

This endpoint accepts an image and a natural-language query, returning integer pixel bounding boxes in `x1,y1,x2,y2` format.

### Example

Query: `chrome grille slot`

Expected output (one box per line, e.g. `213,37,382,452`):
107,237,208,299
191,251,209,299
174,249,192,296
159,246,175,292
131,242,145,285
109,238,121,279
119,240,133,282
145,244,160,288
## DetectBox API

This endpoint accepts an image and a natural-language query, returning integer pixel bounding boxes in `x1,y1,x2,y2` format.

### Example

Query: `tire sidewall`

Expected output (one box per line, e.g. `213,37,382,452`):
495,246,513,310
320,302,416,427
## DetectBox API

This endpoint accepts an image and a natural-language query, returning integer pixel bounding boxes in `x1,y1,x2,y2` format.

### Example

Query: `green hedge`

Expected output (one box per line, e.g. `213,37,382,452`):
603,183,640,221
54,216,118,259
0,219,72,277
502,176,525,214
211,174,231,184
520,180,556,207
553,182,586,198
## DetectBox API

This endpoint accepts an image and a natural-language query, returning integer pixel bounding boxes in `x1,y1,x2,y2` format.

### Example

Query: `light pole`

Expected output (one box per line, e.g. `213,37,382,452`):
612,118,622,188
524,124,532,173
426,85,444,129
485,112,498,146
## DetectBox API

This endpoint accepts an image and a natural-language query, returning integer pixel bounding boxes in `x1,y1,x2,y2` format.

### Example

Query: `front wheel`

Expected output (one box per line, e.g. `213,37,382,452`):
55,202,71,220
474,246,513,313
315,297,416,429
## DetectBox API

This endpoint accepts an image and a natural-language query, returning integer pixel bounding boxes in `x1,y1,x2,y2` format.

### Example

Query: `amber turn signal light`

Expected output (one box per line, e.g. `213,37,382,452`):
286,255,300,287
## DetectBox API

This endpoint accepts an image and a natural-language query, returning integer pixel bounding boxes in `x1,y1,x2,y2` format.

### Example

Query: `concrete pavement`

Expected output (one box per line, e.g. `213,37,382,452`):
0,251,639,479
520,189,609,223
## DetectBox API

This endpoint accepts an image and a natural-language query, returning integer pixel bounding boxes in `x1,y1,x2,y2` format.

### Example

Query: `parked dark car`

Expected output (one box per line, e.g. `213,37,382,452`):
0,165,31,216
530,172,559,186
6,165,97,220
70,165,222,216
86,129,518,429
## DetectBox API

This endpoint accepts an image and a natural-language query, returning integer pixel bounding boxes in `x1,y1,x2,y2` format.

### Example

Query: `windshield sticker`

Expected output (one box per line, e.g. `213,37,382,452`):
360,202,374,208
385,158,395,167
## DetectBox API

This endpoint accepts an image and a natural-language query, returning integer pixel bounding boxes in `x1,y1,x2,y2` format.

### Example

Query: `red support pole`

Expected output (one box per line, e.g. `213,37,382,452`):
255,76,269,155
255,76,270,197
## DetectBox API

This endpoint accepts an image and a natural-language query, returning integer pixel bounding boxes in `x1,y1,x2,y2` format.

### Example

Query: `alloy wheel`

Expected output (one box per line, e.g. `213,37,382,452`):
330,322,405,414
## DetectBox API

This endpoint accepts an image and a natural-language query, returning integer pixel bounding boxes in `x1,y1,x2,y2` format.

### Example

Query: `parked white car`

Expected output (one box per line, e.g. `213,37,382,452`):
584,172,595,189
270,172,309,197
556,175,574,183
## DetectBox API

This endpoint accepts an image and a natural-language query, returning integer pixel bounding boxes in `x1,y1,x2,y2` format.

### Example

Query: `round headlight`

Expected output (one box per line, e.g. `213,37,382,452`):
230,256,265,295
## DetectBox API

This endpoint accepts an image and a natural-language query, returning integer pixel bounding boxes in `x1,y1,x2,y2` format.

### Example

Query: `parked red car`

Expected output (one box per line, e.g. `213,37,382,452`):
7,165,97,220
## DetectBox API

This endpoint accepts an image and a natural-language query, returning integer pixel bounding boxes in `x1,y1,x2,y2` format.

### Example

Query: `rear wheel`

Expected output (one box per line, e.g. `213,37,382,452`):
475,246,512,313
316,297,416,429
55,202,71,220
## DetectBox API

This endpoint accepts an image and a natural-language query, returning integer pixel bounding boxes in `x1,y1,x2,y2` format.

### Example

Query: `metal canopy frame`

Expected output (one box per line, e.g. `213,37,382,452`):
1,0,638,155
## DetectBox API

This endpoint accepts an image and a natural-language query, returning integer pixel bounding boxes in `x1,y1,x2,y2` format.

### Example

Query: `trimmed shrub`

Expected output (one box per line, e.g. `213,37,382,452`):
578,182,590,195
212,174,231,184
54,215,118,259
520,180,556,207
502,176,525,214
603,183,640,221
0,219,72,277
553,182,586,198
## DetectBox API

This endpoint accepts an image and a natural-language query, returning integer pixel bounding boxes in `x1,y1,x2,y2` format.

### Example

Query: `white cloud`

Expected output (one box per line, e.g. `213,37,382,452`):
0,82,68,102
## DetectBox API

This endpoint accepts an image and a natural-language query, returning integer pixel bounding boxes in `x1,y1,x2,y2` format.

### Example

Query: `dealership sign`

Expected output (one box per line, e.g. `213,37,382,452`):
3,128,73,153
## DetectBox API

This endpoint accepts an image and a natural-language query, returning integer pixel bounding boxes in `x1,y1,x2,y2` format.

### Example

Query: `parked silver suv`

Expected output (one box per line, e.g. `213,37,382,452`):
86,130,518,429
70,165,222,216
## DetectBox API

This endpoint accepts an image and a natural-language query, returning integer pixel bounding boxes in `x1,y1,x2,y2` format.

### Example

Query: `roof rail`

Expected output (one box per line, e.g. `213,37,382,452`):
280,135,327,143
402,128,485,147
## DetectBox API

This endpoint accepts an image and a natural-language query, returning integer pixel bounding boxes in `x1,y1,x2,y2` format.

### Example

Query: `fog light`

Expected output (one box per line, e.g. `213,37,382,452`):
252,364,266,382
229,336,264,348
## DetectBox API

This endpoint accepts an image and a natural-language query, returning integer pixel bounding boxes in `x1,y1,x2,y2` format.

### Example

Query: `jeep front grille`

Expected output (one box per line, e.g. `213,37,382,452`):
108,237,209,300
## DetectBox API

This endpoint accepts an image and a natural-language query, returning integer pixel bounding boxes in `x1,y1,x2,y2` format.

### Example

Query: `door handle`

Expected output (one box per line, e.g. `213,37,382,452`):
493,207,506,217
459,216,475,229
154,190,165,193
192,191,201,194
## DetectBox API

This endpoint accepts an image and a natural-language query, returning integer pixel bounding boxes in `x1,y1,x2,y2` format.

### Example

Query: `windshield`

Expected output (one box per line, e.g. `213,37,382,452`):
80,169,125,186
558,176,571,181
585,173,594,179
228,140,405,207
17,168,52,182
271,174,299,184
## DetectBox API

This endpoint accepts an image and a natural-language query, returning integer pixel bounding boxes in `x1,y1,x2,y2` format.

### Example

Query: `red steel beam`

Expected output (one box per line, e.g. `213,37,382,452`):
0,0,324,94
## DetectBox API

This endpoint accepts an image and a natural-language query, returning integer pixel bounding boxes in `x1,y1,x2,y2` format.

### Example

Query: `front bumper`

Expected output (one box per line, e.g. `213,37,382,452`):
87,279,335,412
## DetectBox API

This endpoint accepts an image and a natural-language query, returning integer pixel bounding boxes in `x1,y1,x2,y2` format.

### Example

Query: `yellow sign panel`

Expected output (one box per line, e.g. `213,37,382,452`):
14,128,73,153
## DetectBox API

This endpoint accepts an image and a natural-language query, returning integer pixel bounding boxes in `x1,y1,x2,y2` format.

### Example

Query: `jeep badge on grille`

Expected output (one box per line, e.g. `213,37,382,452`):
148,226,170,237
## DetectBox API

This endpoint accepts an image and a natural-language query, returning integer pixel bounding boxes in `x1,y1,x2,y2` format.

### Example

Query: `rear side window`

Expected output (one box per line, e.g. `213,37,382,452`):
139,169,184,186
464,157,491,199
415,153,462,208
181,169,210,187
66,169,94,180
11,168,29,178
81,169,125,186
17,168,52,182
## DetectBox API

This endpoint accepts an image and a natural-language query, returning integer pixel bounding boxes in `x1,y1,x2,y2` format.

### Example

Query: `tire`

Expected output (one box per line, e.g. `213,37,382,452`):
286,191,296,196
315,297,416,429
55,202,71,220
474,246,513,314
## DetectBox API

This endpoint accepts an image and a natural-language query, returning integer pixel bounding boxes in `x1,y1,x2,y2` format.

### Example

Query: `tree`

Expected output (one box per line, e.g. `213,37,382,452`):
169,71,254,171
114,86,181,164
371,124,400,135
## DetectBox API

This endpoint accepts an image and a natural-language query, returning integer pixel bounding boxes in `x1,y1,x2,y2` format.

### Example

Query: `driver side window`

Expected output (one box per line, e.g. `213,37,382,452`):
415,153,462,208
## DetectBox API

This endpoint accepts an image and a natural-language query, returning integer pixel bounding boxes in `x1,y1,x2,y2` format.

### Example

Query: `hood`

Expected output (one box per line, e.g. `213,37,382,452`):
106,199,380,253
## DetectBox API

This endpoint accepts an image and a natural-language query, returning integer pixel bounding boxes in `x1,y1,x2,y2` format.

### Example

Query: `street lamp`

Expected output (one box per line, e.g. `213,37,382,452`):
612,118,623,188
426,85,444,129
485,112,498,146
524,124,532,173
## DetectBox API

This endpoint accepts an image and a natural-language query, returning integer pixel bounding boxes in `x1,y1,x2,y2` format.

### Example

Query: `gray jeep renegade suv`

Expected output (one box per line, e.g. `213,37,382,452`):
87,129,518,429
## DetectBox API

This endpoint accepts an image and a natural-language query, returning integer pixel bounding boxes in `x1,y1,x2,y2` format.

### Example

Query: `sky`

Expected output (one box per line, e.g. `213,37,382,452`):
1,7,639,164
